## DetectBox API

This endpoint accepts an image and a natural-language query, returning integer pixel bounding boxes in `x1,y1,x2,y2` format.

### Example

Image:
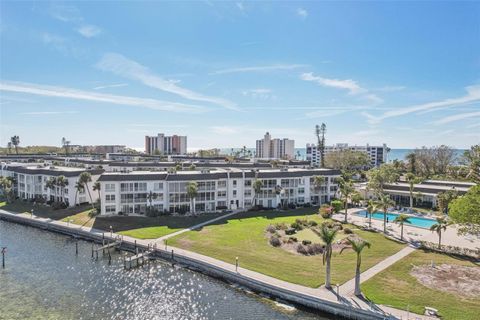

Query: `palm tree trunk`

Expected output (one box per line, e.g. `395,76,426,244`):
401,224,404,241
15,146,18,155
409,191,413,208
85,185,94,209
344,199,348,223
383,211,387,233
438,232,442,249
354,254,361,296
325,249,332,289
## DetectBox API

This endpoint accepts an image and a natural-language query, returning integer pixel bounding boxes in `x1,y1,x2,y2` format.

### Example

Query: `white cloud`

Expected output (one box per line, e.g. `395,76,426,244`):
93,83,128,90
374,85,406,92
49,4,83,23
211,64,307,75
77,25,102,38
20,111,79,115
300,72,364,94
242,88,276,100
364,85,480,124
0,81,206,113
433,111,480,125
97,53,238,110
297,8,308,19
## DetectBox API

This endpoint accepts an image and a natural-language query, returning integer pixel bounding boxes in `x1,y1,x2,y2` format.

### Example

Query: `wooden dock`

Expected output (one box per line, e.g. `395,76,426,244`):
124,249,152,269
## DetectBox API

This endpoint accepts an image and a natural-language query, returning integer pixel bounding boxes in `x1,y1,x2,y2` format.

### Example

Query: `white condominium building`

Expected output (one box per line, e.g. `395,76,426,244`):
97,168,340,215
145,133,187,155
306,143,388,168
0,163,102,207
256,132,295,160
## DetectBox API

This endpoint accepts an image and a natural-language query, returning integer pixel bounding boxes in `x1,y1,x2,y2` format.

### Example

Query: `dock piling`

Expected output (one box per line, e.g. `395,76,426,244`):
1,247,6,269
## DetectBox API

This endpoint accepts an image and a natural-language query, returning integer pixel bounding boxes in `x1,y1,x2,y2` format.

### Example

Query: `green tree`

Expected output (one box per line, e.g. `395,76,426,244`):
324,150,370,173
367,164,400,195
405,173,422,208
393,214,411,241
79,172,94,209
56,175,68,203
430,217,449,248
45,177,57,201
366,200,376,228
437,189,458,215
186,181,198,214
340,237,371,296
0,177,14,203
461,145,480,183
93,181,101,208
374,193,395,233
319,225,338,289
337,177,355,223
313,175,326,204
252,179,263,207
74,181,84,206
449,185,480,235
405,152,416,174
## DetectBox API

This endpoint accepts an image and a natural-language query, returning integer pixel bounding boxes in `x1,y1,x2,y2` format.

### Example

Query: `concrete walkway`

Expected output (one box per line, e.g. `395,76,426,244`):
0,208,436,320
339,245,417,295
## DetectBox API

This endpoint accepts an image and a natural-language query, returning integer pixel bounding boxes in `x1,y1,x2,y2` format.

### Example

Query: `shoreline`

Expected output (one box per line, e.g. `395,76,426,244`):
0,210,394,320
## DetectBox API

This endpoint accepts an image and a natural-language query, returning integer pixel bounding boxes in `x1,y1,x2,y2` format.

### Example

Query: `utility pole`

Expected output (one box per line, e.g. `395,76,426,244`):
315,123,327,168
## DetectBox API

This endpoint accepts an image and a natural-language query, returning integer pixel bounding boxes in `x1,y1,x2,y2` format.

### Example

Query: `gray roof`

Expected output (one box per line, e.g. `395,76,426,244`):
5,165,104,177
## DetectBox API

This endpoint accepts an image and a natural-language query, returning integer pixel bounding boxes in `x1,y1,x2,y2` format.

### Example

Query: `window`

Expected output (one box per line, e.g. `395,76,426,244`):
217,191,226,198
105,205,116,214
217,180,227,188
105,194,115,203
244,179,252,187
105,183,115,192
232,180,237,187
154,182,163,191
233,190,237,198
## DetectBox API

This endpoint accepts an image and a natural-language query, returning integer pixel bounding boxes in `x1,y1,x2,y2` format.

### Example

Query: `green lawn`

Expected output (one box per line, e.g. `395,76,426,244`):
168,208,406,287
362,249,480,320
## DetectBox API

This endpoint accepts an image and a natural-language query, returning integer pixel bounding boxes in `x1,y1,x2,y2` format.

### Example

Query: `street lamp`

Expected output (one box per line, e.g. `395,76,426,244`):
30,209,34,218
235,256,239,272
110,225,113,237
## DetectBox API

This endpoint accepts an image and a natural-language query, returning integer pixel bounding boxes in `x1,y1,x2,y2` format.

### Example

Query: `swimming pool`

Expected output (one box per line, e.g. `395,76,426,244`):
355,210,436,229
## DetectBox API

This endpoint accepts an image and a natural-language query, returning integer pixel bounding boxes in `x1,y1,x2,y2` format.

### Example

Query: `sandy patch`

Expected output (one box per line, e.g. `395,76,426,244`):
410,264,480,298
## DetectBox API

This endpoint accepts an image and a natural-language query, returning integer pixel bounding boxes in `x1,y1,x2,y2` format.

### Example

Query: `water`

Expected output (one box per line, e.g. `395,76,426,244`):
355,210,436,229
0,221,332,320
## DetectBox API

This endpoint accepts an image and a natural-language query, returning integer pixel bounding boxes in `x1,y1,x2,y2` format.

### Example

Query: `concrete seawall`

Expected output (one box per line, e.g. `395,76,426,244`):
0,211,393,320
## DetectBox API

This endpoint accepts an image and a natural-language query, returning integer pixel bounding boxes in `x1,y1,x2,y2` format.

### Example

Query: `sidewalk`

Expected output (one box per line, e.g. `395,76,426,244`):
0,209,434,320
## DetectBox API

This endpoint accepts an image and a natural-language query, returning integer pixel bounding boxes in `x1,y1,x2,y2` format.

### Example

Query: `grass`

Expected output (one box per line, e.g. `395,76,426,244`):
1,200,223,239
295,228,348,243
168,208,406,287
362,249,480,320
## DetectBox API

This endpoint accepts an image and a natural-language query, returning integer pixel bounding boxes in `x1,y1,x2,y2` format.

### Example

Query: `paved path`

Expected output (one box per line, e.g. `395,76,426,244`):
339,245,417,295
0,209,437,320
155,209,241,243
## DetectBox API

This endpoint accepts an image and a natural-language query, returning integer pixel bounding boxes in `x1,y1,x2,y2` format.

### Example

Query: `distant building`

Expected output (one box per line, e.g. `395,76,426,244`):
145,133,187,155
67,145,125,154
306,143,388,168
256,132,295,160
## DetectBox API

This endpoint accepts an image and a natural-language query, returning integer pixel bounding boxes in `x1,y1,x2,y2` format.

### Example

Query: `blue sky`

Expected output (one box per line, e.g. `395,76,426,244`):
1,1,479,150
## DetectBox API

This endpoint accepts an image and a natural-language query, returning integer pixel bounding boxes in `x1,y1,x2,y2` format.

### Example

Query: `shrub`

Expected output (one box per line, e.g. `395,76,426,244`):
285,228,296,235
274,222,288,230
296,244,308,255
319,204,333,218
269,236,282,247
266,224,277,233
289,236,298,242
333,222,343,230
310,243,324,254
308,220,318,227
302,240,312,246
290,222,303,231
331,200,343,213
344,227,353,234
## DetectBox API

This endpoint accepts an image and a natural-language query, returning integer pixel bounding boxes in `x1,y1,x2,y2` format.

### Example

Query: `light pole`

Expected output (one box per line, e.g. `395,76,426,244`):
336,283,340,300
235,256,239,272
1,247,6,268
109,225,113,238
30,209,34,218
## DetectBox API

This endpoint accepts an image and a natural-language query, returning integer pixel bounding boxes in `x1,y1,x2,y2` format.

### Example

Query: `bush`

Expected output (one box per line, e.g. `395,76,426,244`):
269,236,282,247
319,204,333,218
310,243,324,254
334,222,344,230
290,222,303,231
289,236,298,242
308,220,318,227
344,227,353,234
331,200,343,213
285,228,296,235
274,222,288,230
302,240,312,245
266,224,277,233
296,244,308,255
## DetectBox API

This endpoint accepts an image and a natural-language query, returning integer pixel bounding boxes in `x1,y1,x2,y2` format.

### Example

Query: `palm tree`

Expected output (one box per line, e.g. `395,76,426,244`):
61,137,70,156
252,179,263,207
186,181,198,214
430,217,449,249
374,193,395,233
10,135,20,155
393,214,411,241
340,238,371,296
45,177,57,202
313,175,326,205
319,225,338,289
79,172,94,209
366,200,376,228
92,181,101,209
74,181,84,206
405,173,422,209
147,190,158,210
337,177,355,223
6,142,12,155
56,175,68,203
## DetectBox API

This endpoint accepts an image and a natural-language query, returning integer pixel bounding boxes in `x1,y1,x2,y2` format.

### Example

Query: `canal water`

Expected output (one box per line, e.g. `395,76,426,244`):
0,221,333,320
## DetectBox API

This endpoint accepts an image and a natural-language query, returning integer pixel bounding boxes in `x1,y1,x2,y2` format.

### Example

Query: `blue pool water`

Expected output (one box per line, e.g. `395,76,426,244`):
355,210,436,229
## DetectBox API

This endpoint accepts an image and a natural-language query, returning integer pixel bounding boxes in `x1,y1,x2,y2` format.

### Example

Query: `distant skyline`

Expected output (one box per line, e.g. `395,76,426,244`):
1,1,479,150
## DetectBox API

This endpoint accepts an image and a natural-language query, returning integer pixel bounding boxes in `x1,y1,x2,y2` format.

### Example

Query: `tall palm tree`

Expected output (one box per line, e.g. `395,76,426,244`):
313,175,326,205
340,238,371,296
74,181,84,206
186,181,198,214
93,181,101,199
147,190,158,210
61,137,70,156
405,173,422,209
366,200,376,228
319,225,338,289
337,177,355,223
374,193,395,233
56,175,68,203
430,217,449,249
10,135,20,155
79,172,94,209
7,142,12,155
252,179,263,207
393,214,411,241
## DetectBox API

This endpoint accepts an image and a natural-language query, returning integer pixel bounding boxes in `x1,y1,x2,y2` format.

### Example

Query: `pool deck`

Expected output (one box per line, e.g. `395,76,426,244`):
333,208,480,250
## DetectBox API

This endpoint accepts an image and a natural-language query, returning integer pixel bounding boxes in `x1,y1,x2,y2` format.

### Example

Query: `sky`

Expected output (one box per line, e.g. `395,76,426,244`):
0,1,479,151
